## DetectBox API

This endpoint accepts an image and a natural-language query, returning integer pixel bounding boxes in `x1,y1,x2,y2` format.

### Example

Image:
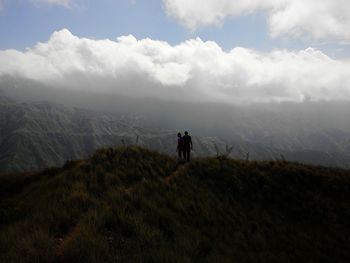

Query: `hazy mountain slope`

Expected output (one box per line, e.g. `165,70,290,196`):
1,146,349,262
0,100,128,172
1,89,350,173
0,97,238,173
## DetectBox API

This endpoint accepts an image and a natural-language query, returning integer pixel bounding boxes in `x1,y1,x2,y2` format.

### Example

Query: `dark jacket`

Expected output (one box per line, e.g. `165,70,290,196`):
177,137,184,151
182,135,192,150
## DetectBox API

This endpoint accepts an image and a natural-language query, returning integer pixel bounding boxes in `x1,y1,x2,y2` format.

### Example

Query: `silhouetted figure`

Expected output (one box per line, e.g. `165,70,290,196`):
176,132,184,159
182,131,193,162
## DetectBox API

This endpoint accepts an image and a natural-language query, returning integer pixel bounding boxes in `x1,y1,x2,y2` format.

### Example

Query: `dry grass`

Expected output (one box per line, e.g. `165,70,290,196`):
1,146,350,262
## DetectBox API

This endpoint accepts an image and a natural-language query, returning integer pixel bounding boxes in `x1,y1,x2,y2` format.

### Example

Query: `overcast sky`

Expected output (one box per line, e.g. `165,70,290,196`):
0,0,350,103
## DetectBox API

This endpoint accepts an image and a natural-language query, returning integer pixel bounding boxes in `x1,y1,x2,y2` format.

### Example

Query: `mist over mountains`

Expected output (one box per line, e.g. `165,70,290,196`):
2,29,350,104
1,78,350,173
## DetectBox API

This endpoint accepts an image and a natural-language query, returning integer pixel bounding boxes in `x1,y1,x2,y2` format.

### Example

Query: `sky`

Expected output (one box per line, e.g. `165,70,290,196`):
0,0,350,103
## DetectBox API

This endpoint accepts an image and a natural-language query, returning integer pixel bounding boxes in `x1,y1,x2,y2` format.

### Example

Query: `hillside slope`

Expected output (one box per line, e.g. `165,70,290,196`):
2,92,350,174
0,97,237,173
3,83,350,170
1,146,350,263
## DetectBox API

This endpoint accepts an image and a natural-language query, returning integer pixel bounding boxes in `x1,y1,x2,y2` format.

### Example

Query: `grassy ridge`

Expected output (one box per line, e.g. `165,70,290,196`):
1,146,350,262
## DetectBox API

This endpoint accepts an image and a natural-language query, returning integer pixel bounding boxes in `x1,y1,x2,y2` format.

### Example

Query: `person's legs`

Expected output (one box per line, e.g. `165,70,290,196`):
178,150,182,159
184,149,190,162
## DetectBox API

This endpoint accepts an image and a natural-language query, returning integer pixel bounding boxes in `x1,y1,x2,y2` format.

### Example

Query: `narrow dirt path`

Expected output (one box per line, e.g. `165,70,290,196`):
55,223,81,259
164,162,189,184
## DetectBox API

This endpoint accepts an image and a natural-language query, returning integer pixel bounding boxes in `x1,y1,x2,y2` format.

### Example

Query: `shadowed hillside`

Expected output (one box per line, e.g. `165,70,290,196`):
2,93,350,174
1,146,350,262
0,96,234,173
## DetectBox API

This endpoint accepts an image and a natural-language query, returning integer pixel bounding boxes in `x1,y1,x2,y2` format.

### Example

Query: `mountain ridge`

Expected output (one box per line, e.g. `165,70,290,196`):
1,146,350,262
1,94,350,173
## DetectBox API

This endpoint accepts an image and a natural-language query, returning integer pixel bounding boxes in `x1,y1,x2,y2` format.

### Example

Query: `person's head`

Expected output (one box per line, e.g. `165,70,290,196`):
177,132,182,138
184,131,188,135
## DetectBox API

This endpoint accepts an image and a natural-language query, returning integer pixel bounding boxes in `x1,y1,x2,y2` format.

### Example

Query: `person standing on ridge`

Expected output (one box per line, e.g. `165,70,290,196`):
182,131,193,162
176,132,184,159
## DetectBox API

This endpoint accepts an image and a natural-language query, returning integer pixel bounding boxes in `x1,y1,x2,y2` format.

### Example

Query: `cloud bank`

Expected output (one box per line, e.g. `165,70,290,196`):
163,0,350,43
0,29,350,103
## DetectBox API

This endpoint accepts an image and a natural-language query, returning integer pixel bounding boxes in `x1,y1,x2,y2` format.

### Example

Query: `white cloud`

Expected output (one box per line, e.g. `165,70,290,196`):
0,29,350,103
0,0,6,10
0,0,73,10
163,0,350,43
33,0,72,7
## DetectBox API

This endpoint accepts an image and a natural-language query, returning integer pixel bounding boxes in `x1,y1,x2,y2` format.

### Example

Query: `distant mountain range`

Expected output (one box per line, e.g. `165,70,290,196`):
0,96,229,173
1,94,350,173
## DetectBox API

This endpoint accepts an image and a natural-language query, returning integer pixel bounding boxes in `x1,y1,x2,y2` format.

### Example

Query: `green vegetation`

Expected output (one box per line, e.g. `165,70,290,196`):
1,146,350,263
